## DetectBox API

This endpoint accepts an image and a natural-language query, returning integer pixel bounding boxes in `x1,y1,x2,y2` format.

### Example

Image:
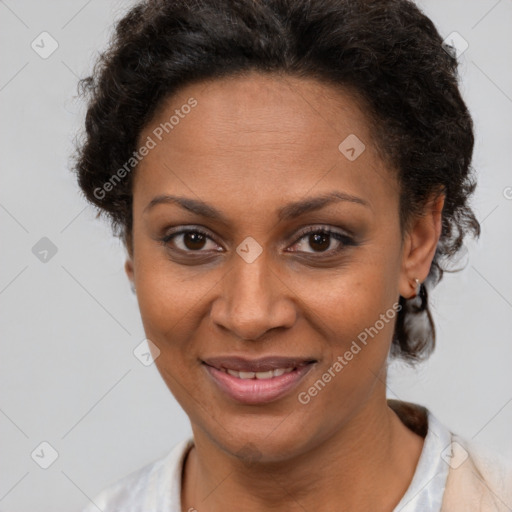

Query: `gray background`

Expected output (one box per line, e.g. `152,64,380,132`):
1,0,511,510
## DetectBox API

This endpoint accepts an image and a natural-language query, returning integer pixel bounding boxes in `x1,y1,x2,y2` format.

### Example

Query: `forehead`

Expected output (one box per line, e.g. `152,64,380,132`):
134,72,397,215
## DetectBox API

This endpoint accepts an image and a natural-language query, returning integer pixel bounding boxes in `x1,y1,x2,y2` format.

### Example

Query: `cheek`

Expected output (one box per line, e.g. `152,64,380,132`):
136,272,205,357
133,251,224,405
288,243,401,402
133,237,207,333
295,281,400,430
286,250,400,343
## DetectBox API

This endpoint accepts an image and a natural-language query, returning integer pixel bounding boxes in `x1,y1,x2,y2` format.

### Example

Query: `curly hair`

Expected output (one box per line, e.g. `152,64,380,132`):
72,0,480,363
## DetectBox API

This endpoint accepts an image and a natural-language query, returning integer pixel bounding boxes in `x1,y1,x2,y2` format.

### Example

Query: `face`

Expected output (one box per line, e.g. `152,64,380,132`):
126,72,432,462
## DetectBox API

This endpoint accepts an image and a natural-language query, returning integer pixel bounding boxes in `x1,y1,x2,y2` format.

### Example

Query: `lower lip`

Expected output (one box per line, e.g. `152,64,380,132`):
203,363,314,405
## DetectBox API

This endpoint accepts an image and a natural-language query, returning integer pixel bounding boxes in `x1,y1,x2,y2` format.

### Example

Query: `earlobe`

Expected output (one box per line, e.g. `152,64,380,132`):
125,258,136,294
125,258,134,283
399,193,445,299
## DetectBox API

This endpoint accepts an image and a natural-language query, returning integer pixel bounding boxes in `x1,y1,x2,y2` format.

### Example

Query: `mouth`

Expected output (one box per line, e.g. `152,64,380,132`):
202,356,316,404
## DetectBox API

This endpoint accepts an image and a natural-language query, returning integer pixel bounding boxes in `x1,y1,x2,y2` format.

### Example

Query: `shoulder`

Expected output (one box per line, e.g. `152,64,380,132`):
82,437,194,512
441,434,512,512
388,399,512,512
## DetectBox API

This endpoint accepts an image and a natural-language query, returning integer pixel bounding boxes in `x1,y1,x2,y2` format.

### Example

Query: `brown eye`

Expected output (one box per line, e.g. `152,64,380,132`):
161,228,222,253
308,232,331,252
182,231,207,250
288,226,355,256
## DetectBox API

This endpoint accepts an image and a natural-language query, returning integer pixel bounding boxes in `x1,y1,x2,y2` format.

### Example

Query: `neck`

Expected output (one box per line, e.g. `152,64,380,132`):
182,395,424,512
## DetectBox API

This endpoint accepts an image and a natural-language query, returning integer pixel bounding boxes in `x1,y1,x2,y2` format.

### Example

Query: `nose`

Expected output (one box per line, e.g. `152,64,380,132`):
210,250,297,341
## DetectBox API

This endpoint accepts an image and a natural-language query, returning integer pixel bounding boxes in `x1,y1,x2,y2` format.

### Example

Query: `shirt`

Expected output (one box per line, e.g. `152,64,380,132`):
81,401,503,512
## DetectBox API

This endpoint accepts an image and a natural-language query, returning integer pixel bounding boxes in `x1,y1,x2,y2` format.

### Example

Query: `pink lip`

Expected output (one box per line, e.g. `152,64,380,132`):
203,362,315,405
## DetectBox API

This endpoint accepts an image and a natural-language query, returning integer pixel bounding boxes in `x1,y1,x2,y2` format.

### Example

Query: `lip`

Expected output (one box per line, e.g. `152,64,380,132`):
202,355,315,372
202,356,316,405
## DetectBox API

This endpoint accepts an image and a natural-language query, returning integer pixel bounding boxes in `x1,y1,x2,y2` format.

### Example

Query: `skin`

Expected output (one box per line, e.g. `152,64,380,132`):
124,71,445,512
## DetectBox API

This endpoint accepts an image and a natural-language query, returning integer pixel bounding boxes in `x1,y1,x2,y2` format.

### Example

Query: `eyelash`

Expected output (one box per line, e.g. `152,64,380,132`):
159,225,356,257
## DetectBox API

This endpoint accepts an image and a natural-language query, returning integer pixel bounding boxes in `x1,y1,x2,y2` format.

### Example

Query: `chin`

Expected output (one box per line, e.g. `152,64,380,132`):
197,411,322,464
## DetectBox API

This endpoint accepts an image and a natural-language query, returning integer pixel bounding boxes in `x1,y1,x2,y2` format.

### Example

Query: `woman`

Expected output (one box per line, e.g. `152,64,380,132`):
75,0,511,510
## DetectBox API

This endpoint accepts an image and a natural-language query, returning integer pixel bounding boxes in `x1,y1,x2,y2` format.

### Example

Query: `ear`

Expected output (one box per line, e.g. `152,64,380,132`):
399,193,445,299
125,257,135,284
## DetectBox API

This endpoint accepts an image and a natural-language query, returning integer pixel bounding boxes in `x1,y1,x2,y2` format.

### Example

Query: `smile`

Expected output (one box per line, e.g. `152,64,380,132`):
222,367,295,379
202,356,316,404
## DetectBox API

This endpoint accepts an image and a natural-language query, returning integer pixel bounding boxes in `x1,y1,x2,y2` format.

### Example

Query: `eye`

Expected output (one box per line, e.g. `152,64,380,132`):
159,224,355,257
287,226,355,255
160,227,222,253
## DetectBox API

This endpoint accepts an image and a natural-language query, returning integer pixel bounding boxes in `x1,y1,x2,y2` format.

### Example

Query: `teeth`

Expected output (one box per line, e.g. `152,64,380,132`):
254,370,274,379
223,367,295,379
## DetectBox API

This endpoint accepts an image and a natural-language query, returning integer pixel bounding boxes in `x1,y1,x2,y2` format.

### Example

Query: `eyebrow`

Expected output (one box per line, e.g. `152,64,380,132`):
143,191,371,223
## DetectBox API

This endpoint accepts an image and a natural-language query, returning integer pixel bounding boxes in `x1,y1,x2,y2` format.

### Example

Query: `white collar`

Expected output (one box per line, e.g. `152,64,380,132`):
392,410,451,512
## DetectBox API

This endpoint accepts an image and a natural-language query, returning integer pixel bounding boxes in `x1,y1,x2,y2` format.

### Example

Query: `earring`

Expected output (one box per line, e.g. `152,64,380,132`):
412,278,421,298
130,282,136,294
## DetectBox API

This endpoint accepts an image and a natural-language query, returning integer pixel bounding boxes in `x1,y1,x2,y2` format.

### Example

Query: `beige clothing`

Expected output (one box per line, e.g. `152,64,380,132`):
389,400,512,511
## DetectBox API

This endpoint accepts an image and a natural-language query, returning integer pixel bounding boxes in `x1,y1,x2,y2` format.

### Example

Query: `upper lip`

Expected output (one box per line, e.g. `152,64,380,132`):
202,356,316,372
